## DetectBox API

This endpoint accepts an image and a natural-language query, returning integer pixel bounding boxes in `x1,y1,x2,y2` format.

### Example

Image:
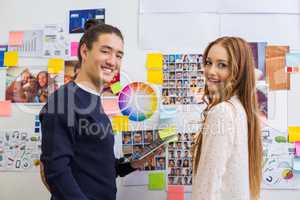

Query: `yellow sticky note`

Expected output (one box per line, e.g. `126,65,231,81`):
288,126,300,142
147,69,163,85
148,172,166,190
112,116,129,132
48,58,64,74
111,82,122,94
159,127,176,140
4,51,18,67
146,53,163,69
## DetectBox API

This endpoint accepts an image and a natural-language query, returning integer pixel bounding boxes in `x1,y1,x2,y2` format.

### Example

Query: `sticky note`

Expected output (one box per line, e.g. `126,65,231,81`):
288,126,300,142
111,82,122,94
112,116,128,132
0,100,12,117
168,186,184,200
8,31,24,46
159,127,176,140
296,142,300,157
71,42,79,57
148,172,165,190
102,98,120,116
294,158,300,172
160,107,177,119
4,51,18,67
48,58,64,74
0,45,8,67
146,53,163,69
147,69,163,85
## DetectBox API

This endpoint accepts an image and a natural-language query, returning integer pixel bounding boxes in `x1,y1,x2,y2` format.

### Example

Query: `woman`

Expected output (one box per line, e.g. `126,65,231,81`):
192,37,262,200
35,71,49,103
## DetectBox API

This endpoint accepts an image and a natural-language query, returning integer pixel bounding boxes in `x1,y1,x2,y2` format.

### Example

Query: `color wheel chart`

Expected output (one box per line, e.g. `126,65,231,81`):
118,82,158,121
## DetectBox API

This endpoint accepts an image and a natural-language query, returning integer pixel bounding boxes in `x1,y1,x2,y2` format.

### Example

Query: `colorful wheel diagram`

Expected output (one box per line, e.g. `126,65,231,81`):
118,82,158,121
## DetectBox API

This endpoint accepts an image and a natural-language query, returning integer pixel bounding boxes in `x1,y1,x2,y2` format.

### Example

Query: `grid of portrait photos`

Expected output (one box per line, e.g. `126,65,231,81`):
162,54,205,105
122,129,166,171
167,132,196,186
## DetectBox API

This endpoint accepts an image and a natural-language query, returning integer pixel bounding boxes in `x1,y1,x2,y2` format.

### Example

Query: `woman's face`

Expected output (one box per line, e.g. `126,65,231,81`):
38,73,48,88
204,44,230,94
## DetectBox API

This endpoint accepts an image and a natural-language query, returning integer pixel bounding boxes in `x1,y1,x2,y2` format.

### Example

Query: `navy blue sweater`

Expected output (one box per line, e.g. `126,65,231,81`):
40,82,135,200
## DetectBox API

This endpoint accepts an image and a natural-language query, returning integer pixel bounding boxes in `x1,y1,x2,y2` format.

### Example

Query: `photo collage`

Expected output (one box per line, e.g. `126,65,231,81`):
162,54,205,105
122,129,166,171
167,132,196,186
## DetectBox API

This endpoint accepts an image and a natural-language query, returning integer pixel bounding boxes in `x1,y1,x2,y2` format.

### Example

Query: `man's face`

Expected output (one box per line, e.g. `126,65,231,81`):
134,133,142,143
82,33,124,86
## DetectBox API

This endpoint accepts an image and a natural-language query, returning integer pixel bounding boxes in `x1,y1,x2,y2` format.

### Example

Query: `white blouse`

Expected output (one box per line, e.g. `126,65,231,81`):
192,95,250,200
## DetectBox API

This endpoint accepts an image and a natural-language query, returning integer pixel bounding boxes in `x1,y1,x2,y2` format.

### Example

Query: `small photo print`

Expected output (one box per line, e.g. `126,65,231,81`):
155,157,166,170
6,66,61,103
133,131,143,144
122,132,132,145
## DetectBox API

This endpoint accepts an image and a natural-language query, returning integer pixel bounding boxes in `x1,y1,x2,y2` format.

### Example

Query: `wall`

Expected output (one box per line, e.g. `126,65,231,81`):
0,0,299,199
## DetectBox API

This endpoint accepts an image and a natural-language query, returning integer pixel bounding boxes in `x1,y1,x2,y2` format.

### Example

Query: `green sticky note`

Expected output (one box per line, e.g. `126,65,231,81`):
111,82,122,94
159,127,176,140
148,172,165,190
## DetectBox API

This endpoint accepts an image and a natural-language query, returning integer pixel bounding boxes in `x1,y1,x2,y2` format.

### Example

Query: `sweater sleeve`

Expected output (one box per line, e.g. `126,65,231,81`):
193,102,235,200
115,158,136,177
40,105,89,200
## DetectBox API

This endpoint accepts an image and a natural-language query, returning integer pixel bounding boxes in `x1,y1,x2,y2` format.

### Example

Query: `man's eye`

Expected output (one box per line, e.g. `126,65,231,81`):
101,50,109,54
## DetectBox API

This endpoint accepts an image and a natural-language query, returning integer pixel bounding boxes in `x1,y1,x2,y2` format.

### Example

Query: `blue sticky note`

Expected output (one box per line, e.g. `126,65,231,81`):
293,158,300,173
160,107,177,120
0,45,8,67
286,53,300,67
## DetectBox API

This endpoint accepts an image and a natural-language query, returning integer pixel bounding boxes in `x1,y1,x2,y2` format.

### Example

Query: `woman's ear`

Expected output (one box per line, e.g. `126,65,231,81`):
80,43,88,63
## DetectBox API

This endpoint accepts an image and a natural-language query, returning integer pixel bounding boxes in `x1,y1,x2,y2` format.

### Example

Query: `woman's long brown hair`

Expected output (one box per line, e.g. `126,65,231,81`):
193,37,262,200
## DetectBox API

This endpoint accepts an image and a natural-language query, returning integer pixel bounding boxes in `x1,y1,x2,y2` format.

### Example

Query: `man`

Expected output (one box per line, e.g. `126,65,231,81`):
40,24,146,200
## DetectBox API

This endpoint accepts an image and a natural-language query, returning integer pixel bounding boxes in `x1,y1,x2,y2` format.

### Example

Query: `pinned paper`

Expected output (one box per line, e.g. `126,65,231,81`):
4,51,18,67
159,127,176,140
148,172,165,190
0,45,8,67
296,142,300,157
147,69,163,85
102,98,120,116
112,116,128,132
168,186,184,200
294,158,300,172
288,126,300,142
8,31,24,46
160,107,177,119
0,100,12,117
71,42,79,57
48,58,64,74
111,82,122,94
146,53,163,69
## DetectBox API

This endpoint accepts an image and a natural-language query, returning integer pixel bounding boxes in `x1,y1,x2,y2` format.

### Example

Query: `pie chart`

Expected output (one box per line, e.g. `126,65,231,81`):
118,82,157,121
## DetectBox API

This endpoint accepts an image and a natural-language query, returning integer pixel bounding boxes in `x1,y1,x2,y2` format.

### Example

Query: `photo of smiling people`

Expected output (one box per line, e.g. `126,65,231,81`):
6,66,61,103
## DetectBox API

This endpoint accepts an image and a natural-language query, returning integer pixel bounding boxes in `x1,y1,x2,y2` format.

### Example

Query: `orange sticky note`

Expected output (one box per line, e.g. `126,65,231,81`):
147,69,163,85
288,126,300,142
112,116,128,132
146,53,163,69
168,186,184,200
0,100,12,117
48,58,64,74
8,31,24,46
4,51,18,67
102,98,120,116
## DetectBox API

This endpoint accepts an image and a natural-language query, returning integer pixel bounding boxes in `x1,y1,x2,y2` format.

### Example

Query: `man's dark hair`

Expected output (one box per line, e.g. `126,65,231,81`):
77,23,124,64
84,19,102,31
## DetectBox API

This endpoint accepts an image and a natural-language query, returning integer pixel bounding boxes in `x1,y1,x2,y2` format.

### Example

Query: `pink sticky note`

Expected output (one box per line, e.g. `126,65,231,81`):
101,98,120,116
296,142,300,157
71,42,79,57
8,31,24,46
168,186,184,200
0,100,12,117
